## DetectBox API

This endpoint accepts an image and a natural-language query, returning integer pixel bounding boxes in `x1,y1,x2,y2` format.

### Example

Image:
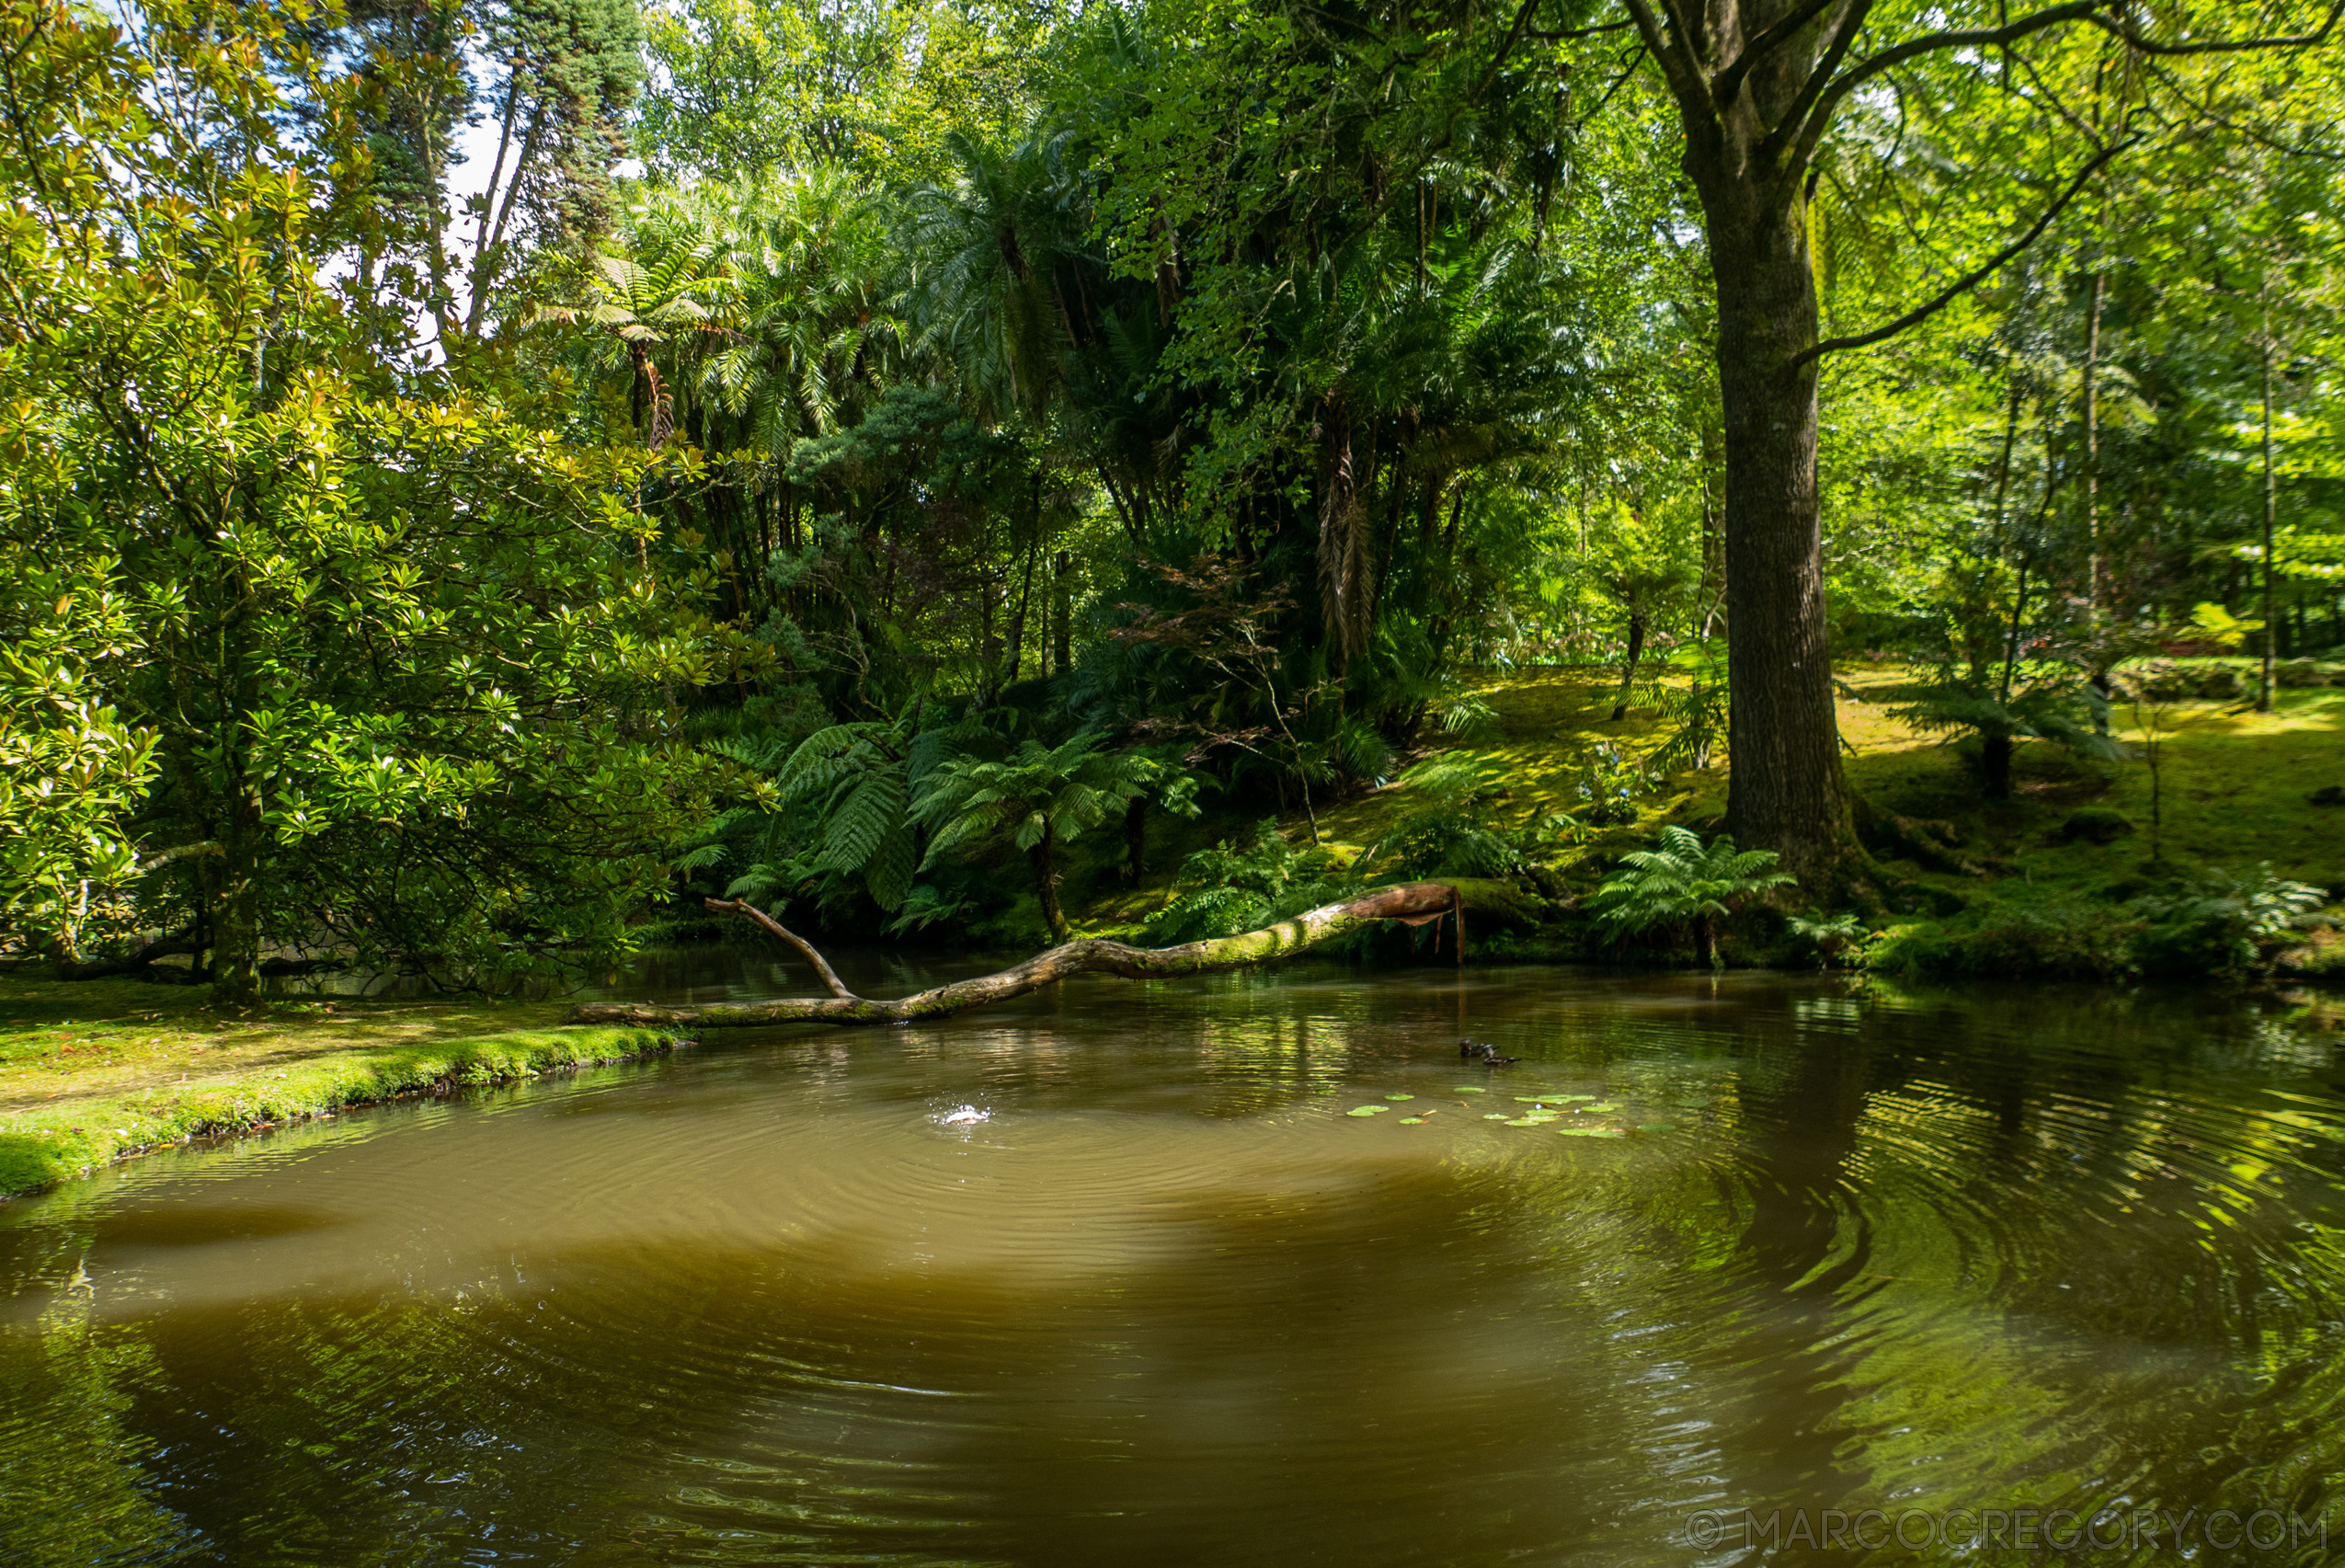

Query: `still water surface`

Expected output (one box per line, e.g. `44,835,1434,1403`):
3,957,2343,1564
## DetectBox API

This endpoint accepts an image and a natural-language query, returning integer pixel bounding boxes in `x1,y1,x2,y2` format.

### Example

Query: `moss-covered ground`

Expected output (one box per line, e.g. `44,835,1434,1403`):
1074,656,2345,969
0,979,681,1199
11,658,2339,1198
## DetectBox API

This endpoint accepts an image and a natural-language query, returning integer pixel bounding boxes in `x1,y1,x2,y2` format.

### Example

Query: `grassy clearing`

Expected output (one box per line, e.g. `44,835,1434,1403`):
0,979,681,1199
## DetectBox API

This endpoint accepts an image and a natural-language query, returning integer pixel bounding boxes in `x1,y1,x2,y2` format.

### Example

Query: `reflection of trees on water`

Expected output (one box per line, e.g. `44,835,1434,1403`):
2,979,2340,1563
1589,985,2345,1554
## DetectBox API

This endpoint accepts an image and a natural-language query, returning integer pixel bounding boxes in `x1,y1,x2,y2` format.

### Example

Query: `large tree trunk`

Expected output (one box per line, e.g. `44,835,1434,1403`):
569,886,1464,1029
1678,28,1849,876
211,869,262,1010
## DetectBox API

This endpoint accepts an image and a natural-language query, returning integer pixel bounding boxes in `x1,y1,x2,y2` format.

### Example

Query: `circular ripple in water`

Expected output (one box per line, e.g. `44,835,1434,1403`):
1,967,2341,1566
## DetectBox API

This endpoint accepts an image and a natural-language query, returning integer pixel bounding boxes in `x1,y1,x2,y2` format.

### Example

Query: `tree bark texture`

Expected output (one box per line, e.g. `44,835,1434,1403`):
567,886,1465,1029
1124,795,1148,885
1628,0,1852,874
1980,731,2014,800
1681,45,1847,873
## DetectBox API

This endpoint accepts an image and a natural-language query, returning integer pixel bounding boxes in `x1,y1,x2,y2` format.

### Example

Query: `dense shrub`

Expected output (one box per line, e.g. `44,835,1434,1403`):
1864,868,2330,983
2275,659,2342,689
1866,902,2141,982
2130,867,2328,979
1356,757,1527,880
1144,822,1357,944
2277,928,2345,980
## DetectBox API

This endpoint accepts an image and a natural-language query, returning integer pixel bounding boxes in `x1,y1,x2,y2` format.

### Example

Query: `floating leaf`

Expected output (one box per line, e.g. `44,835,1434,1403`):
1557,1127,1627,1139
1637,1123,1674,1131
1504,1117,1546,1127
1483,1113,1510,1120
1584,1102,1619,1113
1345,1105,1390,1117
1398,1116,1426,1125
1385,1093,1415,1101
1454,1086,1486,1094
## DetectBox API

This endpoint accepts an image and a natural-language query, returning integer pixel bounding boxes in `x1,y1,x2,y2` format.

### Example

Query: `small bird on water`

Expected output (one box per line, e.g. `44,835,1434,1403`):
1459,1038,1519,1066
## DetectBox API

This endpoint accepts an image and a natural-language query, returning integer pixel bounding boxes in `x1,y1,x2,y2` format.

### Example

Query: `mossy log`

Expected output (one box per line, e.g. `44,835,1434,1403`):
566,884,1464,1029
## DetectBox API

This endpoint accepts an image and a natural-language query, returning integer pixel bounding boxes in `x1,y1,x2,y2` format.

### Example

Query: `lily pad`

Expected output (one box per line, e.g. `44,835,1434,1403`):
1385,1093,1415,1101
1556,1126,1627,1139
1504,1116,1550,1127
1584,1102,1620,1113
1345,1105,1391,1117
1454,1086,1486,1094
1398,1116,1426,1125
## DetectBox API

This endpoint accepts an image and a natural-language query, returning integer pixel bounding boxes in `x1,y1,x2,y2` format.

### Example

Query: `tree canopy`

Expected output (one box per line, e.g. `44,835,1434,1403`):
4,0,2342,995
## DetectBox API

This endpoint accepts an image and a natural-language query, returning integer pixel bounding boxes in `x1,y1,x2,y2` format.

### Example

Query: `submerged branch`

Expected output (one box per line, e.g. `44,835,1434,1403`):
568,884,1465,1029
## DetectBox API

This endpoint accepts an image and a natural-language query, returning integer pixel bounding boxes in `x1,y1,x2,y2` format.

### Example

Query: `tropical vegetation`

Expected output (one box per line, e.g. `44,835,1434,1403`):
6,0,2345,1000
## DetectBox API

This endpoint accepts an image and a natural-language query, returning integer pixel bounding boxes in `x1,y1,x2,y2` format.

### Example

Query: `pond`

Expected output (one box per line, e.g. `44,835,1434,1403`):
3,958,2341,1565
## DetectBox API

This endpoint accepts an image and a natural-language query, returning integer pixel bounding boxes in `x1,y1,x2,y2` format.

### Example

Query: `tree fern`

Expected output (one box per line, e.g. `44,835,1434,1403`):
1144,820,1358,944
1357,754,1524,880
1586,825,1795,968
913,731,1180,940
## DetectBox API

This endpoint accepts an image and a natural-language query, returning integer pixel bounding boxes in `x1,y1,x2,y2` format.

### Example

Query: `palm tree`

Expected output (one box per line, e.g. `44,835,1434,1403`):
912,731,1164,941
1586,825,1795,969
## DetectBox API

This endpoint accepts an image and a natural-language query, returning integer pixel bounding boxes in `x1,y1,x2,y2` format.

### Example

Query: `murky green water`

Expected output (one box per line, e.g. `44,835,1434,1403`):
4,959,2343,1565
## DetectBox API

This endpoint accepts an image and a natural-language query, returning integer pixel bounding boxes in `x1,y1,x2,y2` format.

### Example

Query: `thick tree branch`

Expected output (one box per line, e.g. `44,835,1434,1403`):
1783,1,2106,173
1712,0,1841,108
2092,0,2344,56
1618,0,1712,123
136,841,223,873
1790,137,2135,369
1764,0,1874,167
567,883,1467,1029
56,929,198,981
706,898,858,998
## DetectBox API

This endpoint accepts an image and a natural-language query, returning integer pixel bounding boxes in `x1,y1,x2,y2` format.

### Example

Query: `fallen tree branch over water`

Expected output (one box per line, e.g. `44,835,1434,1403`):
566,883,1464,1029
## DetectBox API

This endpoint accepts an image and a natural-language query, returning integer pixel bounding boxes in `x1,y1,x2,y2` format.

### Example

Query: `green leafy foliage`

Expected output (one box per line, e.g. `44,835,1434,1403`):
913,731,1173,939
0,0,725,998
1356,757,1524,881
1785,911,1866,969
2133,866,2329,979
1144,821,1357,945
1585,827,1795,967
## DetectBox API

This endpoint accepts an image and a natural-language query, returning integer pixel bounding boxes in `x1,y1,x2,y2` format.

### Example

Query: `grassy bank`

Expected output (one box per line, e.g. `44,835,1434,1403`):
1076,657,2345,979
0,979,685,1199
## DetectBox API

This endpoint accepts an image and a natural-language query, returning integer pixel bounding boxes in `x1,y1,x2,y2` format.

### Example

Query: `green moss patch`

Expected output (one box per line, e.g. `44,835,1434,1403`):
0,987,682,1198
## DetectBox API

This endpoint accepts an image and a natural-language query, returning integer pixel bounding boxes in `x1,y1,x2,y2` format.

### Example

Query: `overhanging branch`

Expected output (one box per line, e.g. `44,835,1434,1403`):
1789,136,2135,369
1711,0,1842,109
567,883,1468,1029
2093,0,2345,56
